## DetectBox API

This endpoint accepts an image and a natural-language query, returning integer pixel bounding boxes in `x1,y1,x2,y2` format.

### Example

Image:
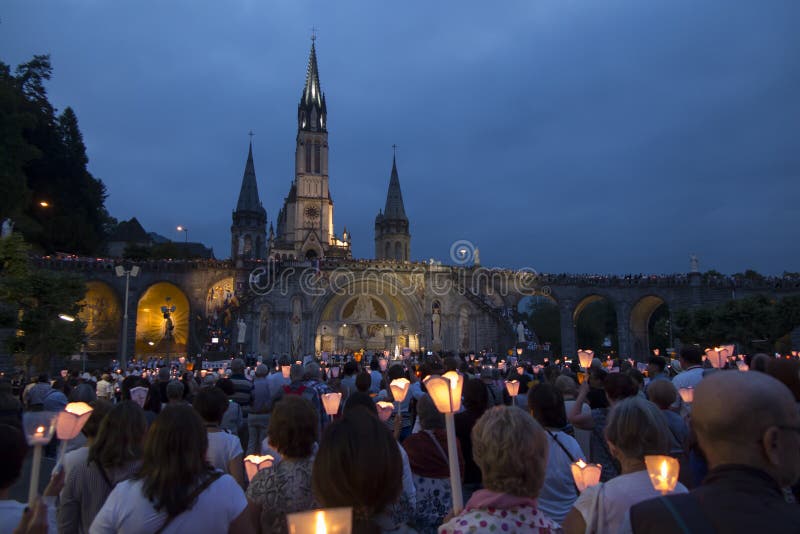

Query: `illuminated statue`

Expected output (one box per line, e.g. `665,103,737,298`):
236,317,247,344
1,218,12,238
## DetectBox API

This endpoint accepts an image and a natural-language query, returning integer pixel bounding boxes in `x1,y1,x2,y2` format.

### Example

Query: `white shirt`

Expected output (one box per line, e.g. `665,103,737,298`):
538,430,584,524
573,469,687,533
206,432,243,474
89,474,247,534
0,497,57,534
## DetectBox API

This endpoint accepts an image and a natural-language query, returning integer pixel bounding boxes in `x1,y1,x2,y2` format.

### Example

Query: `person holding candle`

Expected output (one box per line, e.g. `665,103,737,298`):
562,396,687,534
439,405,560,533
61,400,113,481
568,373,638,482
402,394,464,533
0,423,62,534
90,405,255,533
454,378,489,500
627,371,800,533
246,395,318,534
59,401,147,534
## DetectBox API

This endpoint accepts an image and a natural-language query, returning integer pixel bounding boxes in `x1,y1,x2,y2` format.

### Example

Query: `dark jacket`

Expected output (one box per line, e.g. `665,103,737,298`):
629,464,800,534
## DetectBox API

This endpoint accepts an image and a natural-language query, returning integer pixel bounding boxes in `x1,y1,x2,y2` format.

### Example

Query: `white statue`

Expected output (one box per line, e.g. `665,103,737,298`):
1,218,13,238
432,309,442,343
517,321,526,343
474,247,481,266
238,235,246,257
236,318,247,344
690,254,699,273
350,295,377,322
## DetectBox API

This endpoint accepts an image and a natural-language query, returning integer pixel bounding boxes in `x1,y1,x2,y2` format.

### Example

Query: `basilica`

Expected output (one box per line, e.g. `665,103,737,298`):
227,40,511,357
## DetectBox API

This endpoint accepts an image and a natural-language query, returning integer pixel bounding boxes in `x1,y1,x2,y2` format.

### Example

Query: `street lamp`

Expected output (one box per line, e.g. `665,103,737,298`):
177,226,188,243
115,264,140,370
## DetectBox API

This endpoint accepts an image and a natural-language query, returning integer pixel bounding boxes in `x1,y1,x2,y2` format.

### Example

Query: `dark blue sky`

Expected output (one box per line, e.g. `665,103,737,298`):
3,1,798,274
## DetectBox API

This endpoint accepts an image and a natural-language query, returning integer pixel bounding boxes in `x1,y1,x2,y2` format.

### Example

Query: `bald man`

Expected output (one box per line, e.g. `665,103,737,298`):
627,371,800,533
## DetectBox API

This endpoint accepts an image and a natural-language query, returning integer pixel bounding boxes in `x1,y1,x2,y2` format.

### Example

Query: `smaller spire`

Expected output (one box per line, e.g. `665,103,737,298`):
235,140,265,214
383,151,407,221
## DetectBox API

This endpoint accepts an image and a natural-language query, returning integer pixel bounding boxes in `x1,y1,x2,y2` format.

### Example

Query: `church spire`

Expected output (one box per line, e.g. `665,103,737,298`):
383,153,407,220
298,38,327,132
236,140,264,213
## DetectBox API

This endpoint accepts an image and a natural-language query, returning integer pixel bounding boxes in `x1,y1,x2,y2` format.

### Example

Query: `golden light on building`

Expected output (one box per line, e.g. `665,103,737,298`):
135,282,190,355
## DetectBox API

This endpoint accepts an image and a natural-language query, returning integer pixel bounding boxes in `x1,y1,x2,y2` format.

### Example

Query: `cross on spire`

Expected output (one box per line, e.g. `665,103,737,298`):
310,26,318,42
248,130,255,144
392,144,398,157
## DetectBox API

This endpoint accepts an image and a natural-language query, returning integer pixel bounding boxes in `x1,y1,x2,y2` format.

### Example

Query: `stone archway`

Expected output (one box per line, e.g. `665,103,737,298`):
79,281,121,356
572,294,618,354
312,277,423,354
630,295,669,360
135,282,190,358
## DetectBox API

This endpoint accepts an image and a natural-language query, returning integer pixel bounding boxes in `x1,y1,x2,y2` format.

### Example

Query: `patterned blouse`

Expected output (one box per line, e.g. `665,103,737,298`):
438,505,561,534
246,456,317,534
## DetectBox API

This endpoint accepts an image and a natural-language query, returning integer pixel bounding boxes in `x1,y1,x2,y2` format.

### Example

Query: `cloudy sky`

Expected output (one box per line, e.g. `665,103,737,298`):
3,0,798,274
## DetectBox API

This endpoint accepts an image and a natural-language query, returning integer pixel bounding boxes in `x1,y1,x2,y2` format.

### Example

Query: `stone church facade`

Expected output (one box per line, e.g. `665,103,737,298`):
231,40,509,357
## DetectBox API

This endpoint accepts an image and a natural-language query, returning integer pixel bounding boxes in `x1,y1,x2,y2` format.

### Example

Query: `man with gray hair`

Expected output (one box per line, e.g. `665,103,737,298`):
628,371,800,533
247,364,271,454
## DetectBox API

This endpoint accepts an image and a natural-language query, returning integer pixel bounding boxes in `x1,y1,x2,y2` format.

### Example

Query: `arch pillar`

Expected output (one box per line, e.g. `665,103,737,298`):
616,302,632,359
559,301,576,357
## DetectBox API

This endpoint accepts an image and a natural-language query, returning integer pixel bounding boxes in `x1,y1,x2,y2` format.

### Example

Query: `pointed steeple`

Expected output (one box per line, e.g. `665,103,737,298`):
236,141,265,214
298,39,327,132
383,154,407,220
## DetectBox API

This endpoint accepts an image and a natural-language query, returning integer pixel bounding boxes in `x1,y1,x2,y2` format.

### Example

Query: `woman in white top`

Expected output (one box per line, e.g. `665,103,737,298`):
192,387,245,489
562,396,688,534
90,405,254,534
529,382,586,525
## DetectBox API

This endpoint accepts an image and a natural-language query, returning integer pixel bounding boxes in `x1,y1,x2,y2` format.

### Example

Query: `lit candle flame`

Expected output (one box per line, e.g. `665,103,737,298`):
576,459,586,468
35,425,44,434
660,460,668,483
315,511,327,534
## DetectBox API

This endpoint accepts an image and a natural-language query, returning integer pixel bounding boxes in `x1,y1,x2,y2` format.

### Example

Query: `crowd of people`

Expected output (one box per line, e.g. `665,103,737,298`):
1,346,799,533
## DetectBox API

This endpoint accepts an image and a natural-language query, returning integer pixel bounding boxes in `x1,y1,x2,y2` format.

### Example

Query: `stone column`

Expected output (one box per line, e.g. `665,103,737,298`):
559,302,576,358
616,302,632,359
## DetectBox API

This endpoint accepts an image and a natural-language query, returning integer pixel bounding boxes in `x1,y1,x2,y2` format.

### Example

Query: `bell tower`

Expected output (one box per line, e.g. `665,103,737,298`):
375,149,410,261
231,139,267,260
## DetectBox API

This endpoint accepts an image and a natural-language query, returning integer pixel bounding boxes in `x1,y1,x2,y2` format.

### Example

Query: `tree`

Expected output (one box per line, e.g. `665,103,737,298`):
524,298,561,354
0,55,116,255
1,233,86,372
673,295,800,353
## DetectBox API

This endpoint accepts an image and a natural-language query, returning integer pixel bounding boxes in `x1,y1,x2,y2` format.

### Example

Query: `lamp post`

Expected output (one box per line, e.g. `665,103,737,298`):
177,225,188,243
115,264,140,371
423,371,464,514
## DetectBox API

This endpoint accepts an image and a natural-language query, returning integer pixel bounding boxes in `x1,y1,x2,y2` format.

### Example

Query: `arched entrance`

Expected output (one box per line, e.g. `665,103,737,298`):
314,280,422,354
79,281,121,356
573,295,618,354
135,282,190,358
630,295,670,360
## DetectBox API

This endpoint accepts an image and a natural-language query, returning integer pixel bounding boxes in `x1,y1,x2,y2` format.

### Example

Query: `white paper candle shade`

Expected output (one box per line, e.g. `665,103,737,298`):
56,402,94,440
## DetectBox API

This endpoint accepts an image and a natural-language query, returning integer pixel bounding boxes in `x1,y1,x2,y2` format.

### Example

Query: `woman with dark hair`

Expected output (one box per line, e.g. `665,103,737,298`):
312,406,405,534
142,382,162,426
454,377,488,497
568,373,638,482
247,396,318,534
59,401,146,533
193,387,245,489
402,394,464,533
90,405,254,533
528,383,584,524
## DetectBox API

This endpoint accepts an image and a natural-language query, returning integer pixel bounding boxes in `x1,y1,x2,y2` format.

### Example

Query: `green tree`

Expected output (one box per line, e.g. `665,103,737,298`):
524,298,561,354
0,55,116,255
1,233,86,372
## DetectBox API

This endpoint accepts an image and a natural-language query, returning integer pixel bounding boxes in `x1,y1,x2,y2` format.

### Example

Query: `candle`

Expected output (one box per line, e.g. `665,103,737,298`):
645,455,680,494
504,380,519,397
376,401,394,422
22,412,58,506
286,507,352,534
321,392,342,418
243,455,275,482
678,387,694,404
570,459,602,492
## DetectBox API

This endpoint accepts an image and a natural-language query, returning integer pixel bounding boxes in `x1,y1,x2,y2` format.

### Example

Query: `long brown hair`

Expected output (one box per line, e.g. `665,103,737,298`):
136,405,214,516
312,406,402,521
88,400,146,469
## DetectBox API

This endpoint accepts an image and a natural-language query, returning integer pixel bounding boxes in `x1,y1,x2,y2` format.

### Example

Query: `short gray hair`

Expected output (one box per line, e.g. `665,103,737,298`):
604,396,670,461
